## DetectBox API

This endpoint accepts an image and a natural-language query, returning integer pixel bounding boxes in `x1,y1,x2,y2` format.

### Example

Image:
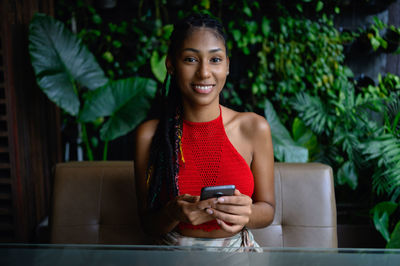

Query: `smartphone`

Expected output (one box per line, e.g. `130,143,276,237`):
200,185,236,200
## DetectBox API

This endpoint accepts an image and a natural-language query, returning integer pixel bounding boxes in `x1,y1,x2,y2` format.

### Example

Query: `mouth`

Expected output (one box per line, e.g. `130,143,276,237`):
191,84,215,94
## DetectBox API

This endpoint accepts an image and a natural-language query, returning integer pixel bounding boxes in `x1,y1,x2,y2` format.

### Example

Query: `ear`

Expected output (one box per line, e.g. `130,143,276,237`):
166,56,174,75
226,56,230,75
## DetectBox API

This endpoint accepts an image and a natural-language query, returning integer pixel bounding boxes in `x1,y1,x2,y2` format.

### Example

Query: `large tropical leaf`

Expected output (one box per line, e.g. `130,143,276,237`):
29,13,108,115
371,201,398,242
387,220,400,248
80,77,157,141
291,92,331,135
264,100,308,162
292,117,319,160
151,51,167,83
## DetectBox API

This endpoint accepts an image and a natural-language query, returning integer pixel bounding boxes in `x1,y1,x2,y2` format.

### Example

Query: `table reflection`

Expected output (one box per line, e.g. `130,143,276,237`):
1,244,400,266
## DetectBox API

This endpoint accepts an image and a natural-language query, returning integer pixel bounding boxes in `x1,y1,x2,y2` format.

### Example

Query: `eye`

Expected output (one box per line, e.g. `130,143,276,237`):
184,57,197,63
210,57,222,63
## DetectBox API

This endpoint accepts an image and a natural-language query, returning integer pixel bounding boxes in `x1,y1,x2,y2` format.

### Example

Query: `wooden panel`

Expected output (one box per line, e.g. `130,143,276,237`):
0,8,13,241
0,0,61,242
386,1,400,75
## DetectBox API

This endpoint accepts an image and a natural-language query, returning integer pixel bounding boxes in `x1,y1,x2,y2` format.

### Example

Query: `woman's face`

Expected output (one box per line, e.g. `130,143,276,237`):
168,28,229,108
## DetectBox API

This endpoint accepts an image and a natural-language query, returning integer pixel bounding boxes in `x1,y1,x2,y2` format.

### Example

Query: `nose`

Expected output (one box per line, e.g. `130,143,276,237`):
197,61,211,79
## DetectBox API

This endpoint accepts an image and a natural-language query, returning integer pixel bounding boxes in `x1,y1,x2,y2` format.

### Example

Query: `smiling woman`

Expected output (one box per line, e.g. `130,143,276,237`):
169,28,229,116
134,13,275,250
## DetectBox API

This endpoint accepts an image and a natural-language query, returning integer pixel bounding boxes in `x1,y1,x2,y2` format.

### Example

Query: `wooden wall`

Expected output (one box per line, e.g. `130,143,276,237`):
0,0,61,242
387,0,400,74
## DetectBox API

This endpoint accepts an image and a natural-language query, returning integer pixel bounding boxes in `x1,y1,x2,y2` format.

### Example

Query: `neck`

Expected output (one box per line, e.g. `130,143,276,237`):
182,101,220,122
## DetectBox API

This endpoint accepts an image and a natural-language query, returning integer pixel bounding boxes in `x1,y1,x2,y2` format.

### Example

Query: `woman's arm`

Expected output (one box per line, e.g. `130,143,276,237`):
209,114,275,233
246,114,275,228
134,120,216,236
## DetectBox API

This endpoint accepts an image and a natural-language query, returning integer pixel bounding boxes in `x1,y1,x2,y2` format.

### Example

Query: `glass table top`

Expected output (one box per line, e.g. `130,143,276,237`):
1,244,400,266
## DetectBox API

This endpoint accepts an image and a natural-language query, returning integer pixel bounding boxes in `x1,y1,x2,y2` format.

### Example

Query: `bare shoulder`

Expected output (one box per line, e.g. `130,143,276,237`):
134,119,159,169
243,112,269,132
135,119,160,144
222,106,271,140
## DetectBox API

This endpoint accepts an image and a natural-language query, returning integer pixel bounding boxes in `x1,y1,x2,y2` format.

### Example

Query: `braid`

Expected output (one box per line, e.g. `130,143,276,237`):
146,75,182,210
146,12,227,210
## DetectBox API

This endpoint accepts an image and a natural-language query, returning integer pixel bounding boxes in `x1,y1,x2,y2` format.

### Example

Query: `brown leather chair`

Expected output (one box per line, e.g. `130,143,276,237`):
50,161,337,247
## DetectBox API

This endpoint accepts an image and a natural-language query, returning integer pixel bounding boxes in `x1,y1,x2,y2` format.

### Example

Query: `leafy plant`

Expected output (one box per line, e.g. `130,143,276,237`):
359,75,400,195
367,17,388,52
29,13,156,160
371,202,400,248
29,14,108,116
293,72,400,246
60,1,173,82
347,16,400,54
264,99,309,162
226,9,353,125
292,80,386,189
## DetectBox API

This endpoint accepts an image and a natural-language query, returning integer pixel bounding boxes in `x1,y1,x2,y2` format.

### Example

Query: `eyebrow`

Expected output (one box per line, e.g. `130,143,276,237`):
182,48,223,53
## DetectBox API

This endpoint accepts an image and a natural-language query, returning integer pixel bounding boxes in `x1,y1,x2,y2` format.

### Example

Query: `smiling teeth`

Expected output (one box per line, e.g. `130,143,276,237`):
194,85,213,90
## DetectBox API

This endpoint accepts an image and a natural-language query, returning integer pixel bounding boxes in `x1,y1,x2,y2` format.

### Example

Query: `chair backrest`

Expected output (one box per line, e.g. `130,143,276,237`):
251,163,337,248
50,161,337,247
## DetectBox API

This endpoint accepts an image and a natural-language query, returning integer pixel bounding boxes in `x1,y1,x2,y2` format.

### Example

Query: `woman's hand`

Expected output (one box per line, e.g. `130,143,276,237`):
207,189,253,234
165,194,217,226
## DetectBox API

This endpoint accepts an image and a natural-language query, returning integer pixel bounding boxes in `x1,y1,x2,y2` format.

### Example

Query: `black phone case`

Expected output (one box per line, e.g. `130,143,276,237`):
200,185,235,200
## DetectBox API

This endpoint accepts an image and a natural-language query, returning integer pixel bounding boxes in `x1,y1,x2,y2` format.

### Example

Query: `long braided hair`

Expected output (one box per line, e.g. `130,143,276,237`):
146,13,228,210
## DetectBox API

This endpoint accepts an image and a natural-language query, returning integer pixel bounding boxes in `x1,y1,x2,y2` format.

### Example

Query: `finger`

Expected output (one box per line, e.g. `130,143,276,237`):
217,219,243,234
211,209,249,225
217,194,252,205
181,208,215,225
197,198,219,210
234,189,241,196
195,214,216,225
214,204,252,216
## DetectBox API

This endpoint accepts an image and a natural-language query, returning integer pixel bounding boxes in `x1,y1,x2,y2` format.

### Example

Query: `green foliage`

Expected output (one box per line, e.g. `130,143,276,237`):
225,6,352,124
293,72,400,246
264,100,308,163
291,93,333,135
292,118,319,160
358,77,400,196
361,133,400,195
342,16,400,54
380,73,400,92
337,161,358,190
29,13,108,116
73,7,173,81
151,51,167,83
387,221,400,248
292,81,388,189
80,77,157,141
369,17,388,51
371,201,398,242
29,13,156,160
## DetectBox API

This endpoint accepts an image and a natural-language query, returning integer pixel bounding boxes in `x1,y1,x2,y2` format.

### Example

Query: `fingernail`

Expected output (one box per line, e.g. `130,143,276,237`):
206,208,213,214
218,197,224,203
216,219,221,224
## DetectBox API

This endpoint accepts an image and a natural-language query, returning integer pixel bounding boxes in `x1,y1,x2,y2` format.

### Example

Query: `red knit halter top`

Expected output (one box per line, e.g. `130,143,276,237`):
177,109,254,231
